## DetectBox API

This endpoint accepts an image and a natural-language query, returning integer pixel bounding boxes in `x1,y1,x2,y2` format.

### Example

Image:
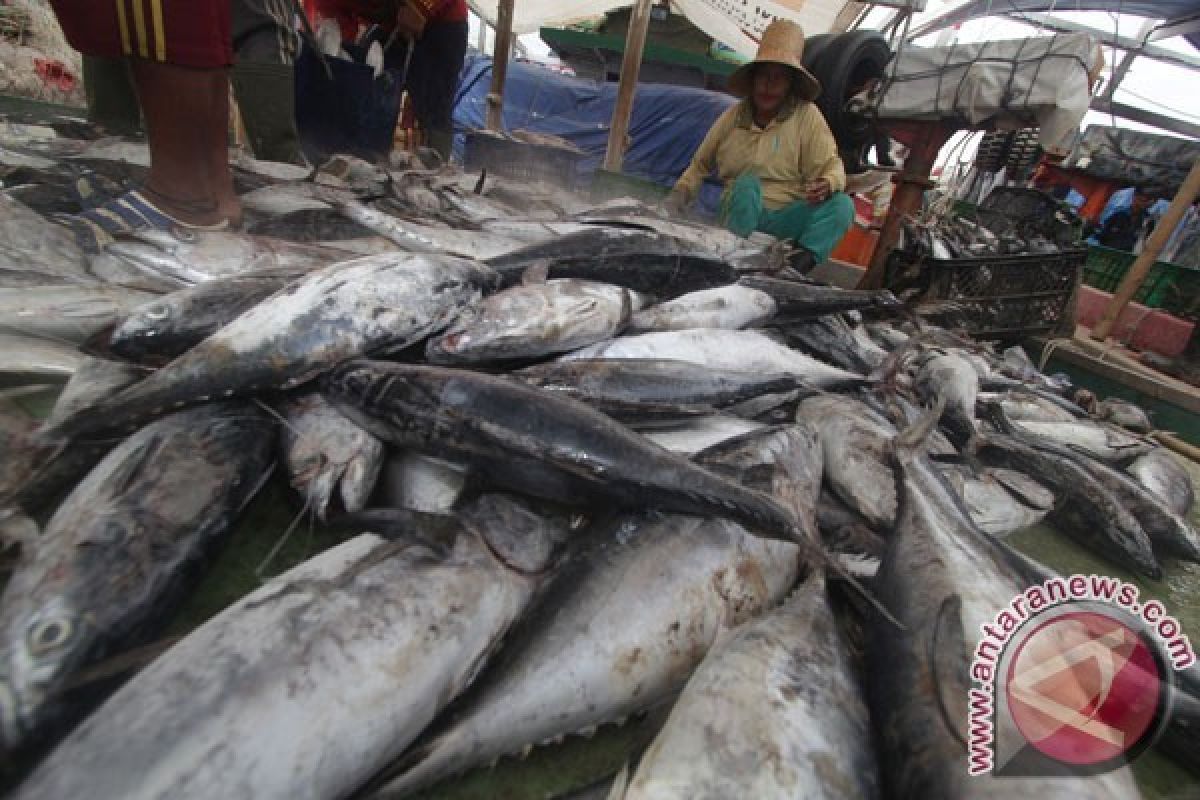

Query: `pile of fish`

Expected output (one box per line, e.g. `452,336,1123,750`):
0,115,1197,799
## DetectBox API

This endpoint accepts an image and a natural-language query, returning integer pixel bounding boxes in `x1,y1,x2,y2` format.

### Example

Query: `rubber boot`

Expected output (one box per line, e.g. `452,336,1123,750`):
230,61,307,166
83,56,141,136
425,128,455,166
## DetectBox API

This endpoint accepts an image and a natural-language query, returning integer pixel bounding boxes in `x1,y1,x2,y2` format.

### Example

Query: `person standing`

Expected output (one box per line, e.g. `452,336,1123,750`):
82,0,306,166
665,19,853,270
311,0,467,162
47,0,241,250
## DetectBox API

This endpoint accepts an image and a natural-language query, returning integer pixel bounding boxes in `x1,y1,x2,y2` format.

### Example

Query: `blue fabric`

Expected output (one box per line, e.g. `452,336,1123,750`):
451,52,736,217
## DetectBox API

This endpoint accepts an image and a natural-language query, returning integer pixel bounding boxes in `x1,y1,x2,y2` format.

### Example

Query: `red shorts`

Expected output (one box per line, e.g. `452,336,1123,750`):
49,0,233,68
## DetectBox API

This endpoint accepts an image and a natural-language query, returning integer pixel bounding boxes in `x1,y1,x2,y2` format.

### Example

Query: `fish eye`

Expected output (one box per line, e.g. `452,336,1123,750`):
27,618,73,655
145,304,171,321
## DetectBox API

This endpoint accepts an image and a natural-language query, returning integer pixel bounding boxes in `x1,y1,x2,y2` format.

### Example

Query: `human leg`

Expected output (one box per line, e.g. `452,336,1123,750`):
131,59,239,227
402,20,468,162
760,191,854,263
82,55,141,135
230,0,306,164
721,172,766,238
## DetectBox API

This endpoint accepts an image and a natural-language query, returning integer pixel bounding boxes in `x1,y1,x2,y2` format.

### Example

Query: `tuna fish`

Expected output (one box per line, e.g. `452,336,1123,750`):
973,433,1162,579
13,493,568,800
101,229,347,289
0,332,85,383
279,391,385,519
41,252,497,440
0,402,276,756
426,280,631,364
560,330,864,389
514,359,805,423
0,196,94,288
627,285,776,332
796,394,898,530
615,575,878,800
107,270,304,363
939,464,1054,538
1128,448,1195,517
867,420,1143,799
367,452,802,797
321,360,801,540
484,228,738,299
0,285,156,344
1007,419,1154,463
916,349,980,446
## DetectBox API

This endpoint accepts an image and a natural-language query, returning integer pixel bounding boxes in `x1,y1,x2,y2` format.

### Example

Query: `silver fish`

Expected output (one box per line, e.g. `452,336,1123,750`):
561,330,863,388
43,252,497,440
374,450,469,513
15,492,565,800
103,229,347,288
639,415,766,455
0,285,156,344
617,575,878,800
916,349,979,445
427,279,631,364
939,464,1054,538
279,391,384,519
0,196,94,288
0,402,276,756
868,421,1142,799
1128,448,1195,517
370,494,800,796
1007,419,1154,463
0,332,84,384
627,285,776,332
796,393,898,530
323,360,800,540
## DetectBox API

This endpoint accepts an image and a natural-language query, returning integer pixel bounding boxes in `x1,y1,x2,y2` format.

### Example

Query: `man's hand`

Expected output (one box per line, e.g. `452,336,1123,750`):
395,2,427,39
804,178,831,205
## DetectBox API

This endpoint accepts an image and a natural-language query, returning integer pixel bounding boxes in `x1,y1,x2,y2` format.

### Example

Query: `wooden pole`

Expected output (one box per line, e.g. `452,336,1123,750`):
603,0,653,172
485,0,515,131
1090,157,1200,341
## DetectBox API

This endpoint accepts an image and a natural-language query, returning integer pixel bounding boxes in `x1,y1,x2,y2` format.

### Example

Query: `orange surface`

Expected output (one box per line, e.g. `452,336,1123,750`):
831,222,879,267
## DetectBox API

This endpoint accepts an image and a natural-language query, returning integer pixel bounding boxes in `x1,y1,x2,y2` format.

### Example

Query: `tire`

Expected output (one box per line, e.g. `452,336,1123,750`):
801,34,833,73
809,31,893,168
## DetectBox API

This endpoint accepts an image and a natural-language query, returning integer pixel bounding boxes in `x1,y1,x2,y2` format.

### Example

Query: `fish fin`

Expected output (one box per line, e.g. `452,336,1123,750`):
473,169,486,195
931,594,971,749
521,261,550,286
108,432,164,498
605,762,631,800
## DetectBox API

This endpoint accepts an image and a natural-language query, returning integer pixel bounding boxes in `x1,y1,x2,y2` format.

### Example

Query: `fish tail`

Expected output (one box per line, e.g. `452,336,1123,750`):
893,395,946,458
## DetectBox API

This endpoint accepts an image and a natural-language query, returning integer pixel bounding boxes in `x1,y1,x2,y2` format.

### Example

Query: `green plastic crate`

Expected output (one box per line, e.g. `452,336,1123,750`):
1082,245,1181,308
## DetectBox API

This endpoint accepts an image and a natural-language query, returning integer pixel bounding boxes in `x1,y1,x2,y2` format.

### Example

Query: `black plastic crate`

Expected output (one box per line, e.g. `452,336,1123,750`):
463,130,586,188
885,247,1086,339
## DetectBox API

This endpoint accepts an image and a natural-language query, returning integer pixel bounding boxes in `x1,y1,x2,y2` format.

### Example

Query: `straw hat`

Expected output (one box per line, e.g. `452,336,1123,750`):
727,19,821,103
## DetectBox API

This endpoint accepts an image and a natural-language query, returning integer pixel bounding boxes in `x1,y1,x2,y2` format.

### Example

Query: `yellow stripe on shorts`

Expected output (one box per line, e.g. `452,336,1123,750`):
150,0,166,61
115,0,132,56
131,0,150,59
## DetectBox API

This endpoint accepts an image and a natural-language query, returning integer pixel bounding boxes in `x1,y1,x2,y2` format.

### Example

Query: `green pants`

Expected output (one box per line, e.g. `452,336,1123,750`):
721,173,855,263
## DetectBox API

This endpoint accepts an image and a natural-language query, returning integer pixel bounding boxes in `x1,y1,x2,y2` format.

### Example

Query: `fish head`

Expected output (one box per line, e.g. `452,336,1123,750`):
108,298,180,360
323,361,441,414
459,493,565,574
0,593,91,754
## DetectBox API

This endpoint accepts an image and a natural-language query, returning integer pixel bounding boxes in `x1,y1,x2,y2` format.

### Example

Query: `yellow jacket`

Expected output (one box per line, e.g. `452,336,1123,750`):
671,99,846,210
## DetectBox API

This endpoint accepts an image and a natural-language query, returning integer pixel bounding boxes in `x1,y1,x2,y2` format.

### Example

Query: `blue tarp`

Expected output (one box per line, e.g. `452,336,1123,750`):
451,52,736,213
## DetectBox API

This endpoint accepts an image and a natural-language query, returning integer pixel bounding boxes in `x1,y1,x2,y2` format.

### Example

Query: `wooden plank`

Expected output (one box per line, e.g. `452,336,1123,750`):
485,0,515,131
1091,158,1200,341
603,0,652,172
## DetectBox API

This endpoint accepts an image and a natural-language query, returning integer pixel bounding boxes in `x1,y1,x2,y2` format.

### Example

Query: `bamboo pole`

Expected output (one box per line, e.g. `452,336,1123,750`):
1090,158,1200,341
603,0,653,172
485,0,515,131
